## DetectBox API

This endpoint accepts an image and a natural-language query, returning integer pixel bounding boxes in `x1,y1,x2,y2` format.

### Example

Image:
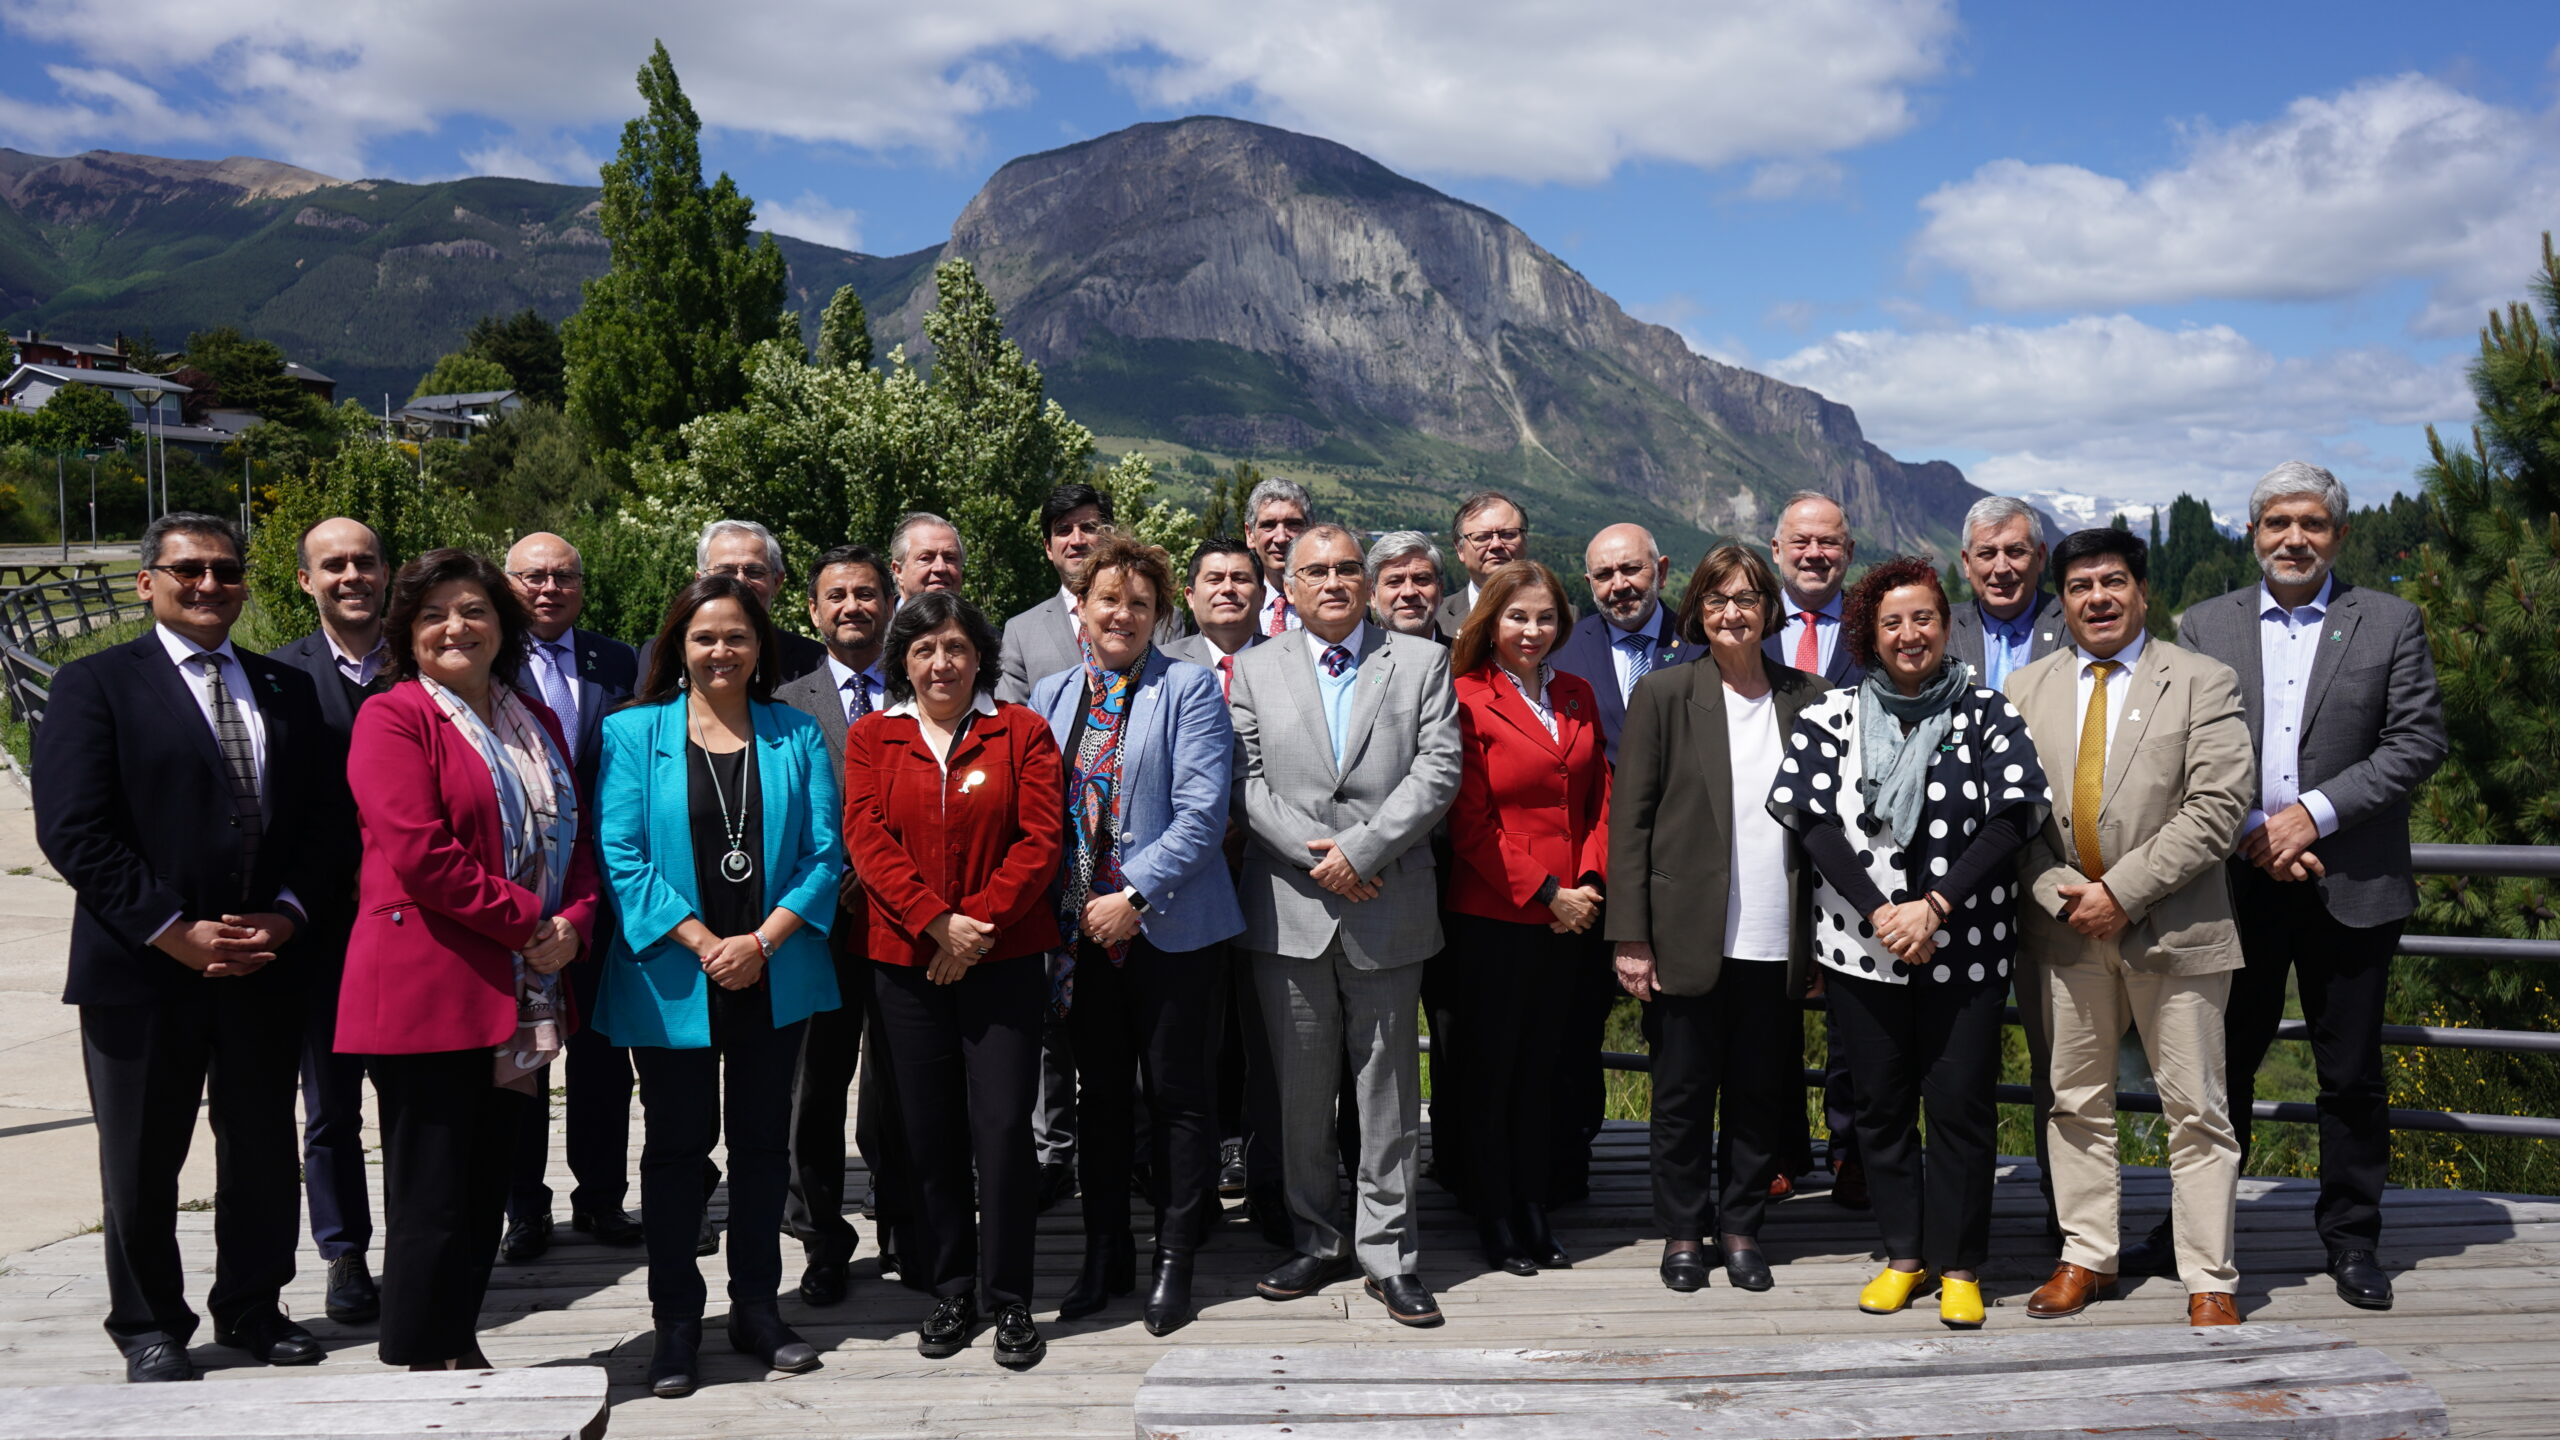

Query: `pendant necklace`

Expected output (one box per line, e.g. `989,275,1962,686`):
695,708,755,883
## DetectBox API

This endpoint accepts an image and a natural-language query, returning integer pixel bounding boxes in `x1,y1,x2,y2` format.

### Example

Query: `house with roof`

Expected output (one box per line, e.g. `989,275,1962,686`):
392,388,521,441
0,363,189,425
6,333,127,372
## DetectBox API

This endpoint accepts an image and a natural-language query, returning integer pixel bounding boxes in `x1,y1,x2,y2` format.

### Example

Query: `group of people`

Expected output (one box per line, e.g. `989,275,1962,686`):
33,458,2444,1392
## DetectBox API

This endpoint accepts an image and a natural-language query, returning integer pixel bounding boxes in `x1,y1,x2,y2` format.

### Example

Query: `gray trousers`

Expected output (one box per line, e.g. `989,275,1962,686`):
1247,943,1424,1279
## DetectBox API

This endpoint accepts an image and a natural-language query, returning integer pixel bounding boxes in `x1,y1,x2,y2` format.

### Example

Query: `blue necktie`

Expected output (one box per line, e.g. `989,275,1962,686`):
1619,630,1653,701
1322,644,1353,678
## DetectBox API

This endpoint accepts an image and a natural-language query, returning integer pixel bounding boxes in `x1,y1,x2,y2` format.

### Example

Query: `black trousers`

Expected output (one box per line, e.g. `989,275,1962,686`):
1443,915,1579,1220
1068,935,1222,1252
631,988,806,1323
1822,1007,1858,1170
2227,869,2397,1254
1420,943,1467,1200
80,990,302,1355
1828,972,2002,1273
298,970,372,1262
1643,961,1798,1240
374,1048,533,1365
508,957,637,1220
787,939,913,1266
871,954,1044,1309
1547,939,1618,1201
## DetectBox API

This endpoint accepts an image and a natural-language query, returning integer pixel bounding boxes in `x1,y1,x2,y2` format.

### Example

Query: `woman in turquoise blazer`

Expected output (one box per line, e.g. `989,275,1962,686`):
591,576,841,1399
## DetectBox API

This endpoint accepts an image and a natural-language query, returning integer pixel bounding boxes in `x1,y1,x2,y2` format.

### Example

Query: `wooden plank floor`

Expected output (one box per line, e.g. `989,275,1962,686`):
1,1117,2553,1439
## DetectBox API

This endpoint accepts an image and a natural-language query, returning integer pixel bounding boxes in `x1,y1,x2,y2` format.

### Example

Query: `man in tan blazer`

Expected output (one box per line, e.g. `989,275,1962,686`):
2004,527,2254,1329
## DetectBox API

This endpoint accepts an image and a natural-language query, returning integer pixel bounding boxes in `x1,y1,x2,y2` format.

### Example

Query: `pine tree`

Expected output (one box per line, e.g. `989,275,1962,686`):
562,42,788,467
464,310,566,407
816,286,873,372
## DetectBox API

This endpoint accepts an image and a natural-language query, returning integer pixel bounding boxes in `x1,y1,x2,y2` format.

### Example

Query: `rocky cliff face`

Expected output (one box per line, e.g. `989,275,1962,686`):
893,117,1993,551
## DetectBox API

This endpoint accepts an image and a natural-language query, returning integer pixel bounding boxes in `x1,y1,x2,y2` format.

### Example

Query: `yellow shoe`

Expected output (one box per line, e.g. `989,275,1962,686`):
1938,1277,1984,1329
1857,1265,1933,1315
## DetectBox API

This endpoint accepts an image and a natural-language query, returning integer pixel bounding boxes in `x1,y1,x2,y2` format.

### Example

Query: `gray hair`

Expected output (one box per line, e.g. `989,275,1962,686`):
1285,523,1363,571
1772,489,1847,541
1365,529,1442,584
889,511,966,567
1244,476,1314,526
1961,495,2044,548
2248,461,2349,526
696,518,783,576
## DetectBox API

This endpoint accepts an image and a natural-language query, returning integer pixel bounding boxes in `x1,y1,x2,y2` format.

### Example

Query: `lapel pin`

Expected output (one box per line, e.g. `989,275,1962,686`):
2128,709,2142,721
960,770,987,794
2332,630,2344,641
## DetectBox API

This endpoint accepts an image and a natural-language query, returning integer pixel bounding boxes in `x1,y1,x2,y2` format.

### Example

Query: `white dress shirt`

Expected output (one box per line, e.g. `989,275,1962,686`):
2072,627,2150,761
1497,663,1557,739
151,624,299,939
2247,577,2340,838
1258,588,1302,636
884,691,999,774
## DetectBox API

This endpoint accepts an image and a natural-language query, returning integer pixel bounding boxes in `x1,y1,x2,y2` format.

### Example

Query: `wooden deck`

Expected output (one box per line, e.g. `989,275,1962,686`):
0,1118,2552,1438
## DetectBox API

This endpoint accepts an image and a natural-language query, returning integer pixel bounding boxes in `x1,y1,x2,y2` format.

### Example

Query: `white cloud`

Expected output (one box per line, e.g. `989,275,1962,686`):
1913,74,2560,330
758,191,864,252
1769,313,2472,508
0,0,1953,184
458,134,604,186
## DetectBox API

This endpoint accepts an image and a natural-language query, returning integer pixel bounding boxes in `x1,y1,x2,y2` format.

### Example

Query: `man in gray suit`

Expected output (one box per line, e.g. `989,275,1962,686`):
1947,496,2067,691
995,482,1111,704
1232,524,1460,1325
1432,491,1527,639
2129,462,2447,1311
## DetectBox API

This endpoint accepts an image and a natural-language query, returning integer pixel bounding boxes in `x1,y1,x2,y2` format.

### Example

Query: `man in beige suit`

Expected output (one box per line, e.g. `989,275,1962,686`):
2004,527,2253,1329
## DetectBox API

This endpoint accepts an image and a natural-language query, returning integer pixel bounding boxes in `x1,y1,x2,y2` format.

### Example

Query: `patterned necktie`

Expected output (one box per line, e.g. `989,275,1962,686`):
2074,660,2122,878
1619,630,1653,701
845,673,872,725
193,655,262,898
1793,609,1821,671
1268,596,1294,638
537,641,579,760
1217,653,1234,701
1321,644,1353,678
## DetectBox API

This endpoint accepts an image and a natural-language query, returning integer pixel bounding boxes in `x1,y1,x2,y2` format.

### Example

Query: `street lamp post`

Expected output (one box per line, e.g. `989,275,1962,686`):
129,387,165,525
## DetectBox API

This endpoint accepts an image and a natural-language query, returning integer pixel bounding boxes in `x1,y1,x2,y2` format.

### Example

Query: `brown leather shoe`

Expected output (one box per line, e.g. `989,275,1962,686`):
2187,1292,2241,1326
2024,1262,2118,1318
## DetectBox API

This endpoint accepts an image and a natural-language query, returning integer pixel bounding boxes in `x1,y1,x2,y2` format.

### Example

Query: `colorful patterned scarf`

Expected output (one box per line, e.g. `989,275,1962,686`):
422,678,578,1093
1050,641,1144,1017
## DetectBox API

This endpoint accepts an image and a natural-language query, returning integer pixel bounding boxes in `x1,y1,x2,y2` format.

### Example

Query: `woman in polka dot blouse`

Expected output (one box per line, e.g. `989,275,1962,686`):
1767,555,2051,1330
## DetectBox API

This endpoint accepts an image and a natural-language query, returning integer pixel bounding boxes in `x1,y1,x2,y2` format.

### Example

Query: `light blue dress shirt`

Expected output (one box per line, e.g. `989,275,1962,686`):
1975,601,2039,692
1607,606,1669,705
2249,577,2340,838
1777,590,1844,675
1307,622,1366,768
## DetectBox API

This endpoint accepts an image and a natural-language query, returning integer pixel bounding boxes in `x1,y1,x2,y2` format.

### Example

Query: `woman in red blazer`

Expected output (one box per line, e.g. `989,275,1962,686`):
842,591,1063,1370
1445,559,1611,1279
340,550,599,1371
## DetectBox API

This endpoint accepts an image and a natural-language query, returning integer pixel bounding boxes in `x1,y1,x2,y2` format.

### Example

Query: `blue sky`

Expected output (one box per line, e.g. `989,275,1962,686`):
4,0,2553,513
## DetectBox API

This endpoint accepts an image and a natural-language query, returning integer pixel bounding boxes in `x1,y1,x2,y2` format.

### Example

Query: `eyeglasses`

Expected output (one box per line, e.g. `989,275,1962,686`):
508,568,584,590
707,563,775,583
1293,561,1366,583
1698,591,1767,614
1461,526,1525,548
150,561,246,587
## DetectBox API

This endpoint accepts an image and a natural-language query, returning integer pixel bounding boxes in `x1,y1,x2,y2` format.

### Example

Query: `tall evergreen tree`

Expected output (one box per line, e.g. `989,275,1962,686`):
562,42,788,466
464,310,567,407
815,285,873,372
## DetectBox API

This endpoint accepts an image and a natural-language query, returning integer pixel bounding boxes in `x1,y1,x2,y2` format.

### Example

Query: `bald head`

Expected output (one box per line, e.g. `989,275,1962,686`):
1770,493,1854,609
1583,523,1669,632
295,517,387,642
505,531,587,641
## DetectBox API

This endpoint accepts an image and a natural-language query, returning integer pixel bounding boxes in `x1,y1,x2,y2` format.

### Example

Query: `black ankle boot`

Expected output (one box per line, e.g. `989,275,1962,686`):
727,1302,820,1374
1479,1215,1536,1276
1520,1204,1572,1269
647,1319,702,1399
1142,1249,1196,1336
1057,1231,1136,1319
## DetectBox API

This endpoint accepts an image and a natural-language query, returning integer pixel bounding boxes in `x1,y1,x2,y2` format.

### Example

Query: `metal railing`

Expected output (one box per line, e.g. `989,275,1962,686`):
1,570,148,732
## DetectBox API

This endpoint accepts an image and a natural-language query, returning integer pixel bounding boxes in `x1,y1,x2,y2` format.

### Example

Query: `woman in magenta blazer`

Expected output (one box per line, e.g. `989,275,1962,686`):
340,549,599,1371
1444,560,1611,1279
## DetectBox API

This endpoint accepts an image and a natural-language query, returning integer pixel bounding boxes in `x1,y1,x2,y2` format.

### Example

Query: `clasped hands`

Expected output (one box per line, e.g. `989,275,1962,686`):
921,910,998,986
1307,838,1381,902
2241,802,2327,882
2055,880,2130,941
521,914,580,975
1868,895,1945,966
155,910,299,978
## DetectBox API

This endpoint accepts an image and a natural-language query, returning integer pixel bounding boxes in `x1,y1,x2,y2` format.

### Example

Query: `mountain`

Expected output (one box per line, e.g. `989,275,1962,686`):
2023,488,2244,539
4,122,2000,553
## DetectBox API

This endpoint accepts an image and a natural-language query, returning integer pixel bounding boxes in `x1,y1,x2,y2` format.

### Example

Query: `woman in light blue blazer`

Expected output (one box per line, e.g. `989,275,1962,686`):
1029,535,1243,1336
592,576,842,1400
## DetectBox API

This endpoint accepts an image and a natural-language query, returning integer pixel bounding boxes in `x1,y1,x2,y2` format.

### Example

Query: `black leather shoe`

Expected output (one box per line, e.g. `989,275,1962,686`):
1143,1251,1196,1336
728,1304,821,1373
499,1213,552,1265
1520,1205,1572,1270
878,1247,903,1282
124,1340,197,1383
799,1257,851,1307
1364,1274,1444,1327
2329,1250,2395,1311
1246,1187,1293,1248
324,1254,379,1325
2119,1220,2176,1278
647,1319,701,1398
1218,1140,1248,1197
695,1215,719,1258
1660,1242,1711,1293
1478,1217,1536,1276
1036,1160,1076,1212
1257,1252,1357,1300
917,1294,978,1358
1058,1231,1136,1319
992,1302,1045,1370
572,1208,645,1246
862,1181,880,1220
1722,1245,1773,1293
214,1309,324,1366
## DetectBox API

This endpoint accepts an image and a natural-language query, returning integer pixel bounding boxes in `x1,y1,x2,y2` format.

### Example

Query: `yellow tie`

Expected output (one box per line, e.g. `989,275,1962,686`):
2073,660,2121,877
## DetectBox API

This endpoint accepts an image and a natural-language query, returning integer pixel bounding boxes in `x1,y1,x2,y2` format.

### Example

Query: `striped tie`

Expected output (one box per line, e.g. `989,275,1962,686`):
193,655,263,900
2073,660,2121,878
1619,631,1653,702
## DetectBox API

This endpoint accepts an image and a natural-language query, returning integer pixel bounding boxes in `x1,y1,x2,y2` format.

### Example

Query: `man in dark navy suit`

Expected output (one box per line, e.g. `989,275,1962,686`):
497,531,642,1261
34,513,343,1381
266,517,394,1327
1551,523,1692,763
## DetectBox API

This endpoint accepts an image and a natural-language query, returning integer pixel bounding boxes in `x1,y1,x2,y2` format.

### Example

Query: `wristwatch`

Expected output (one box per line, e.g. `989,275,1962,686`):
1125,890,1151,915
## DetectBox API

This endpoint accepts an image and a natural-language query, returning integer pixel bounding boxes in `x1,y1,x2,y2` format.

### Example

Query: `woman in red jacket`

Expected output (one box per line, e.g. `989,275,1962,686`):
842,590,1064,1370
339,549,599,1370
1445,559,1611,1278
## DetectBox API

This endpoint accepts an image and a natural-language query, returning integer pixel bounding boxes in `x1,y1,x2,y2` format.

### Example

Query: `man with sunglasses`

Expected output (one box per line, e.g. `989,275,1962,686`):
35,514,342,1381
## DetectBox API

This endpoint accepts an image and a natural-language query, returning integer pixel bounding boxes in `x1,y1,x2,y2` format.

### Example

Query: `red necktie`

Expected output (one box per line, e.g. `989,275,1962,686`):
1794,609,1821,671
1267,597,1292,637
1217,654,1234,701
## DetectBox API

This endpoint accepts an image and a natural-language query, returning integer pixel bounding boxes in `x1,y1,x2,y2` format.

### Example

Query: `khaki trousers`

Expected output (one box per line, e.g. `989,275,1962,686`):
2044,959,2240,1292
